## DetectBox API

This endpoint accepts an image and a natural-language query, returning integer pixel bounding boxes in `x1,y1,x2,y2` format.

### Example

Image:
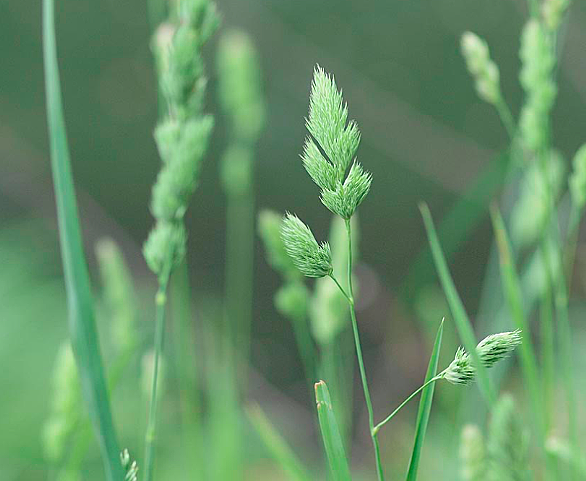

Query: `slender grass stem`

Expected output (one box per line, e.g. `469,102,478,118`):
495,98,516,141
144,267,171,481
331,218,385,481
373,374,444,435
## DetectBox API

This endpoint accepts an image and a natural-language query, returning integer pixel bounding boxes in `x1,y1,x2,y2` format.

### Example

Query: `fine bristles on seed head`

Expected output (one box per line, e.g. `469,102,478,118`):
476,330,522,368
444,346,476,385
443,331,522,385
302,66,371,218
281,213,333,278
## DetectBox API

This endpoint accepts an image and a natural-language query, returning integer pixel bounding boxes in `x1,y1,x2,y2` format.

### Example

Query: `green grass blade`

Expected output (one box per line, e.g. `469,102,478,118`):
315,380,352,481
419,203,494,404
489,206,544,435
247,404,313,481
405,319,444,481
42,0,123,478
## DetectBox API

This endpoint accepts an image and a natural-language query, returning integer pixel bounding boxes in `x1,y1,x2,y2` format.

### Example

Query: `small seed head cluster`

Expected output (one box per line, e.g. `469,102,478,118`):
569,144,586,211
460,425,487,481
519,20,556,153
303,66,371,219
281,213,333,278
444,330,522,385
144,0,219,278
461,32,502,105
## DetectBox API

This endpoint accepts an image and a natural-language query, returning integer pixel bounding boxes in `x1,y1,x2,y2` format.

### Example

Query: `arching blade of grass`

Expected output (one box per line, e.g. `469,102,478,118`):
42,0,123,478
419,203,494,405
247,404,312,481
405,319,444,481
315,381,352,481
489,206,543,434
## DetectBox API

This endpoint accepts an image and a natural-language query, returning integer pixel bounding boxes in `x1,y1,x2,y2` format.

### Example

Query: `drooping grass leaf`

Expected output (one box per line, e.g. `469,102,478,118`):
419,203,494,405
42,0,123,478
405,318,444,481
247,404,312,481
315,380,352,481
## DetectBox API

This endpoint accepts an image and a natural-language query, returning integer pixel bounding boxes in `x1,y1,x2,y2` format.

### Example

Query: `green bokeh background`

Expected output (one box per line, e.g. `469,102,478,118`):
2,0,586,479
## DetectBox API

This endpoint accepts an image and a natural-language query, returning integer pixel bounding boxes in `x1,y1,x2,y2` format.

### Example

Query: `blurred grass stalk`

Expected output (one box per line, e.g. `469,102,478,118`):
42,0,123,477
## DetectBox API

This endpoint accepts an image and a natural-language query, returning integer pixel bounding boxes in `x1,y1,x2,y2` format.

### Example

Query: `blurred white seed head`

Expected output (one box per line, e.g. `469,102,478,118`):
461,32,502,105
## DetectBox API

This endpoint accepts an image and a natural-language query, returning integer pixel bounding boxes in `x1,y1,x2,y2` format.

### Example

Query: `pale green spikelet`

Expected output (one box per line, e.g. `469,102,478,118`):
143,221,187,277
95,239,137,354
275,281,310,321
120,449,139,481
144,0,218,277
151,116,214,221
461,424,487,481
42,341,80,464
487,394,530,481
217,29,266,143
461,32,502,105
542,0,571,31
519,20,556,153
320,161,372,219
281,213,333,278
444,346,476,385
476,330,522,368
303,66,371,218
443,331,522,385
258,209,300,280
569,144,586,211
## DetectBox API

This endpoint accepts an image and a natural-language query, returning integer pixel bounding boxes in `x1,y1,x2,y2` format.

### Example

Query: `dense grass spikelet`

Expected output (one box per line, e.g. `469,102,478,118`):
281,213,333,278
443,331,522,385
461,32,502,105
476,330,522,368
303,67,371,218
487,394,530,481
569,144,586,211
519,20,556,153
144,0,219,277
444,346,476,385
460,425,487,481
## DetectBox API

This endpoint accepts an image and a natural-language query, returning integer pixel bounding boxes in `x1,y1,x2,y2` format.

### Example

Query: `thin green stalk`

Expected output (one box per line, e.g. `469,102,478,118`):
224,186,255,375
495,98,516,141
144,268,171,481
374,375,443,435
42,0,123,478
332,218,385,481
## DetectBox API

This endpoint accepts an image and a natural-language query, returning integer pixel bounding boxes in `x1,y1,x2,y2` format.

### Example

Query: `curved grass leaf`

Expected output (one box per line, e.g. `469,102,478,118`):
419,203,494,405
42,0,123,478
315,380,352,481
405,318,444,481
